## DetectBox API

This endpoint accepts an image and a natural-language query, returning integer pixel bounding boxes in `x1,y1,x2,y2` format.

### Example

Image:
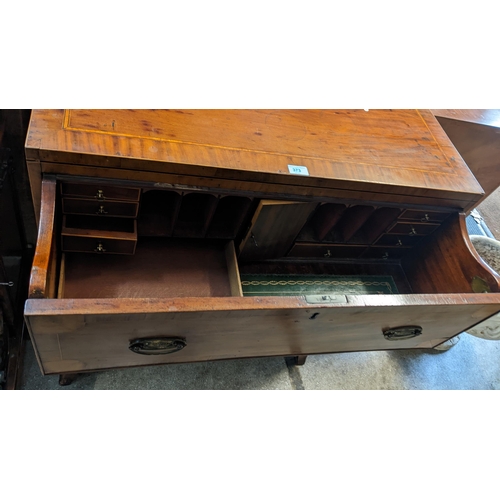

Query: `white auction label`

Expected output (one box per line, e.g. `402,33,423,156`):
287,165,309,176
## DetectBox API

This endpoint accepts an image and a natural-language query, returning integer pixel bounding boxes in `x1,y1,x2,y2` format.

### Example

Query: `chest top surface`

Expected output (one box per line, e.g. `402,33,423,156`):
25,109,484,208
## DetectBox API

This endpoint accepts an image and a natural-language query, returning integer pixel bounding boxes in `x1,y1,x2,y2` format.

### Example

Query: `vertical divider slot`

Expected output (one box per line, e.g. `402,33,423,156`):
347,207,402,244
207,196,253,239
174,193,218,238
330,205,376,243
137,189,182,237
225,241,243,297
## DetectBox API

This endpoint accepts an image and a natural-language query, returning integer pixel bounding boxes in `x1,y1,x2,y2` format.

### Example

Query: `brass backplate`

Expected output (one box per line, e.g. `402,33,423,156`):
471,276,491,293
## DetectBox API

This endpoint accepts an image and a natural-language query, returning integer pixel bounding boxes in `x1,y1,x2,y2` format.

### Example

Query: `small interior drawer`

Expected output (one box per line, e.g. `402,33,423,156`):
61,215,137,255
362,247,410,260
62,198,139,217
387,222,440,236
61,235,137,255
374,234,422,247
288,243,368,259
399,209,450,223
61,182,141,202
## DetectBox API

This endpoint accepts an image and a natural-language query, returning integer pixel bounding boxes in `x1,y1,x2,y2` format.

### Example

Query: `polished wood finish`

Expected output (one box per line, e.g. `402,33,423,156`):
432,110,500,206
26,110,484,211
432,110,500,128
399,209,450,223
61,239,234,300
61,215,137,255
62,198,139,218
225,241,243,297
239,201,317,261
26,160,42,226
402,213,500,294
23,110,500,380
25,293,500,375
28,176,56,299
61,181,140,201
42,161,476,209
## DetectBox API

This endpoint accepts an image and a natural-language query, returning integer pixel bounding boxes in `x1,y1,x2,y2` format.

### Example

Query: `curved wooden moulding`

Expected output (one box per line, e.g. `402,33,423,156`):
402,213,500,294
28,175,57,299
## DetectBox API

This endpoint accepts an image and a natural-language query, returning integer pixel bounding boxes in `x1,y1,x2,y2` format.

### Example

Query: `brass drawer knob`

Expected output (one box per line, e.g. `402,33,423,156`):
408,226,417,236
94,242,106,253
421,214,430,222
96,205,108,215
95,189,105,199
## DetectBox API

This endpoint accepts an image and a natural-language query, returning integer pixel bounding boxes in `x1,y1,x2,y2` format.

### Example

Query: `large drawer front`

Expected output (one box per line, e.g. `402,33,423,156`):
25,295,500,374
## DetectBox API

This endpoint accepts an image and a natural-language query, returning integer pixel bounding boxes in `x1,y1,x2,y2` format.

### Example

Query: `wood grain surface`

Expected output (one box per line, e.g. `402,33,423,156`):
403,213,500,293
25,293,500,374
28,176,56,298
61,238,233,299
23,111,500,377
432,110,500,128
239,201,318,261
432,110,500,205
26,110,484,211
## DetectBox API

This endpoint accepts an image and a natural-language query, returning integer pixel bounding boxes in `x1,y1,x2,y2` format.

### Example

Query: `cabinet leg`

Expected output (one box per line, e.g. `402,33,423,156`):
59,373,79,386
295,355,307,366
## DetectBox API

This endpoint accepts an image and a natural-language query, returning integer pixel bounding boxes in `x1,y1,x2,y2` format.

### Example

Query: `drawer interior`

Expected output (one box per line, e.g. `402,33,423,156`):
58,237,413,300
30,176,500,303
59,238,240,299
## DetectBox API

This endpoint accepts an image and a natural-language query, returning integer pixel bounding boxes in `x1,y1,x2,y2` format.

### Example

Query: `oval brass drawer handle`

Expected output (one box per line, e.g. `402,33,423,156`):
95,189,106,199
129,337,187,355
383,325,422,341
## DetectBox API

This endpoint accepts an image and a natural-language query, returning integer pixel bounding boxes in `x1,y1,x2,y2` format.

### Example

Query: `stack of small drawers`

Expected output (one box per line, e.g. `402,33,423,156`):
290,204,451,260
60,182,141,255
368,209,450,259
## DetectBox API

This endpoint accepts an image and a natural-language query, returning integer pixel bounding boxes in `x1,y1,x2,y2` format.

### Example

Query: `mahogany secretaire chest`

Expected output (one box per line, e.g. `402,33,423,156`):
23,110,500,380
